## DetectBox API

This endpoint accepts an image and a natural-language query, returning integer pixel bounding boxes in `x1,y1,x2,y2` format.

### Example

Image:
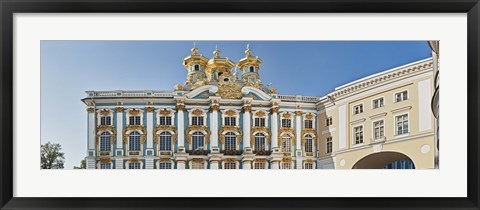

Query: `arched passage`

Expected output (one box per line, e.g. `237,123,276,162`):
352,152,415,169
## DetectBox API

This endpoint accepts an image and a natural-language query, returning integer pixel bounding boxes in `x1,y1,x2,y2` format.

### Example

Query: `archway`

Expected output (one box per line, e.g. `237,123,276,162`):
352,152,415,169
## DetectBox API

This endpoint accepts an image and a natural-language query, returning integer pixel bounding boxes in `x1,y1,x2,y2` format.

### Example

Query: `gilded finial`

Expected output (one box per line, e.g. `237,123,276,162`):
213,45,220,58
245,43,252,57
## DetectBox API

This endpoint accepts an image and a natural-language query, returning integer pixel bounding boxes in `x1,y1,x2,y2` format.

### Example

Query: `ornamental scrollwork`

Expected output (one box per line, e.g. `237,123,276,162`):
278,127,295,146
123,125,147,144
250,126,271,145
99,109,111,116
301,128,317,145
218,126,243,144
185,125,210,144
96,125,117,144
215,79,243,99
99,157,111,163
153,125,177,144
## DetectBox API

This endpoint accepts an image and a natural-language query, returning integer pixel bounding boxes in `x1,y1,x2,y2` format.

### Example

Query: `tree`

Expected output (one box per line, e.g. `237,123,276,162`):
74,159,86,169
40,142,65,169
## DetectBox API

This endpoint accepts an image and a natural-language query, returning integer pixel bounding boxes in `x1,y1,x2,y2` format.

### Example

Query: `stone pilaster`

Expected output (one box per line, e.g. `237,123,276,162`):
270,105,280,153
242,99,252,151
210,98,220,153
87,107,96,157
145,107,154,155
176,99,186,153
115,107,124,152
295,110,302,154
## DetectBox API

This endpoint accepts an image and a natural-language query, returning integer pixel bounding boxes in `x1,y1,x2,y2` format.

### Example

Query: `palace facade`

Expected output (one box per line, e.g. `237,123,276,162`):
82,46,436,169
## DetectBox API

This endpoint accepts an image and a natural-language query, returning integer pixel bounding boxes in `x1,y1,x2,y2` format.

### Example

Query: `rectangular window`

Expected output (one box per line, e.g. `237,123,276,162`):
326,117,333,126
159,162,172,169
305,139,313,153
159,116,172,125
100,116,111,125
224,116,236,126
100,163,111,169
304,163,314,169
353,104,363,115
128,162,141,169
254,162,266,169
373,98,384,109
396,114,409,135
326,137,333,153
354,126,364,144
129,116,141,125
194,64,200,71
249,66,255,72
192,161,204,169
254,118,266,127
373,120,385,139
395,91,408,102
281,119,292,128
192,116,204,126
281,162,291,169
224,162,236,169
304,120,313,129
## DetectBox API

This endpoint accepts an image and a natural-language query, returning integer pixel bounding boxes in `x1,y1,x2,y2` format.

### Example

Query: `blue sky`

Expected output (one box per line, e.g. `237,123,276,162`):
41,41,432,169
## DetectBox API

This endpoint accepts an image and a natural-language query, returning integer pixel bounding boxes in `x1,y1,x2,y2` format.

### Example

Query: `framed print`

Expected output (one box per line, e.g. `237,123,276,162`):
1,0,479,209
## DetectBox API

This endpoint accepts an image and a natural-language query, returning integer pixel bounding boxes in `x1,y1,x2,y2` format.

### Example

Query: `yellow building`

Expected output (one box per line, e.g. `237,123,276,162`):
317,58,435,169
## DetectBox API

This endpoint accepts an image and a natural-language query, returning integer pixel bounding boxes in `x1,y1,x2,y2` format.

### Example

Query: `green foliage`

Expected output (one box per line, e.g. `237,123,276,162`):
73,159,86,169
40,142,65,169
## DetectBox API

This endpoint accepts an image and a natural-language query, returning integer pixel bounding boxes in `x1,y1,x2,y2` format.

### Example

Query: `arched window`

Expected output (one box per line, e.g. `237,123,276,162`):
99,132,111,152
159,132,172,151
224,132,236,151
192,131,204,150
281,134,291,152
254,133,266,151
194,64,200,71
129,131,141,151
305,134,313,153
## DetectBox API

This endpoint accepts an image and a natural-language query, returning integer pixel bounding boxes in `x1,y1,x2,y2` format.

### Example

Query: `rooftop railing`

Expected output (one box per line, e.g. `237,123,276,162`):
86,90,174,98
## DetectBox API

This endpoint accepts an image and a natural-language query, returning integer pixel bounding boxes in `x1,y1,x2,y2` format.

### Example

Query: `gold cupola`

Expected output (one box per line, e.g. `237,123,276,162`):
237,44,263,87
182,45,209,89
205,46,235,83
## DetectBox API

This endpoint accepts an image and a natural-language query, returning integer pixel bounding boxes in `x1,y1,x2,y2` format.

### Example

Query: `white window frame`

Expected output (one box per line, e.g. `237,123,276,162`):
281,133,293,153
252,110,269,128
156,109,175,126
126,161,143,170
191,131,206,150
304,134,314,153
189,109,207,126
98,131,112,152
253,132,268,152
394,112,410,137
96,109,113,126
352,125,364,146
394,90,409,103
372,97,385,109
158,131,173,151
223,131,238,151
157,161,174,169
326,137,333,153
97,162,112,169
304,162,314,169
352,103,364,115
189,160,207,169
223,161,238,169
221,109,240,127
253,161,267,169
281,162,292,169
372,119,385,140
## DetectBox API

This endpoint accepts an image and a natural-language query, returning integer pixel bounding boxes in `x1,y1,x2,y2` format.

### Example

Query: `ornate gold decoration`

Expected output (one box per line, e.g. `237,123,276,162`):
250,127,271,145
176,104,185,111
175,99,185,104
295,111,302,116
305,159,314,163
192,109,204,116
174,83,183,91
212,99,220,104
123,125,147,144
282,157,292,162
99,157,111,163
301,129,317,145
128,109,140,115
87,102,94,106
129,157,140,162
115,107,124,112
147,101,153,105
159,158,171,162
255,158,267,163
270,107,279,114
86,108,95,113
242,106,252,112
192,158,204,162
117,102,122,105
282,112,291,118
224,158,237,162
278,128,295,146
225,110,236,116
199,92,210,98
159,109,171,115
99,109,110,116
145,107,155,112
185,125,211,144
255,111,266,117
209,105,220,112
270,87,277,94
305,113,314,120
215,79,243,99
96,125,117,144
192,80,209,89
153,125,177,144
219,126,243,144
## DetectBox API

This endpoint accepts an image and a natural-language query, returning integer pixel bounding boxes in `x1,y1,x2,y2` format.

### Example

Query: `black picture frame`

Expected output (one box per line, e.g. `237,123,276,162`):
1,0,479,209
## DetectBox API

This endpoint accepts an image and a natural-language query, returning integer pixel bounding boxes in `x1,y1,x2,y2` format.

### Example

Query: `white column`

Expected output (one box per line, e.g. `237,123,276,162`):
243,107,251,149
210,107,219,150
271,161,279,169
115,158,124,169
87,108,96,152
177,161,186,169
210,161,219,169
295,112,302,151
177,106,185,150
243,161,251,169
271,110,279,150
116,108,124,150
145,158,154,169
146,109,154,149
